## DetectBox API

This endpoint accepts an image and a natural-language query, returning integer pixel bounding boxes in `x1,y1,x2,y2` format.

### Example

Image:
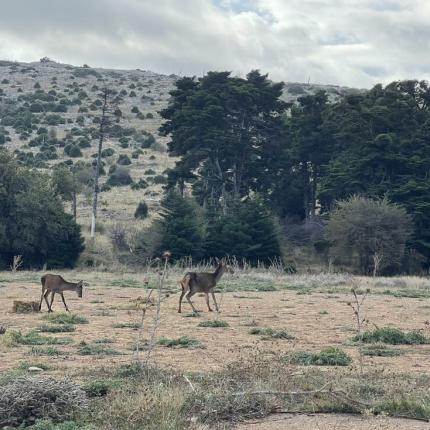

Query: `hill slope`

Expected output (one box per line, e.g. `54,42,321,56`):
0,59,362,265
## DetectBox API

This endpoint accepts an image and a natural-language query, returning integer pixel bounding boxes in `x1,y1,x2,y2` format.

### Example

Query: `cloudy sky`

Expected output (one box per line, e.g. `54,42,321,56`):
0,0,428,88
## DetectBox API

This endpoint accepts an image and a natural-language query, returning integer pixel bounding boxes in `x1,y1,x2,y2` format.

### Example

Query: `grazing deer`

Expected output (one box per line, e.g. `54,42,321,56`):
39,274,88,312
178,259,234,313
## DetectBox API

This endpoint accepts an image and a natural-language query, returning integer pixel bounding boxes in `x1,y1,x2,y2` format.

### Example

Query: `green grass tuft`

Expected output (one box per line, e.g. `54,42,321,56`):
38,324,75,333
43,312,88,325
249,327,294,340
361,344,402,357
198,320,229,328
158,336,205,349
112,322,140,329
355,327,429,345
29,346,66,356
77,342,121,356
7,330,72,346
288,347,351,366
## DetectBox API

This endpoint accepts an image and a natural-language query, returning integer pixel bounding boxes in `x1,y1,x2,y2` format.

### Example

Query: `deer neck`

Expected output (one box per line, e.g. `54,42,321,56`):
213,265,225,282
64,281,79,291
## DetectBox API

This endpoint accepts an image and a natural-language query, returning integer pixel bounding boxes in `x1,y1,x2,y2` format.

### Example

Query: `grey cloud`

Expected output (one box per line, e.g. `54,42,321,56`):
0,0,428,87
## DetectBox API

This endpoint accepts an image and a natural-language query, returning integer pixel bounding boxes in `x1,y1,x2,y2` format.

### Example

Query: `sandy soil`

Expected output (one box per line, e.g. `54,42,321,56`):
2,276,430,429
237,413,430,430
1,279,430,374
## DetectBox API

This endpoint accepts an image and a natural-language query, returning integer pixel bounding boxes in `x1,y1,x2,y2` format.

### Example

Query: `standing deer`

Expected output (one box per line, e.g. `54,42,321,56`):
178,259,234,313
39,274,88,312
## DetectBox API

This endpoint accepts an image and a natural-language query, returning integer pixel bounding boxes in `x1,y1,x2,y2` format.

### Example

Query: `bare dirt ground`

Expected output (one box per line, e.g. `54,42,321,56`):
1,270,430,429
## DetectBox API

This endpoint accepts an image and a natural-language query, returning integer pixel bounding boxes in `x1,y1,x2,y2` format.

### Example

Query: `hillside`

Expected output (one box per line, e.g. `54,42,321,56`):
0,59,362,265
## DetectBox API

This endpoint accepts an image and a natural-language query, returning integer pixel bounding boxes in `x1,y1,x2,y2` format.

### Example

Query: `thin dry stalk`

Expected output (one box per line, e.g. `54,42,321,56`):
10,255,23,272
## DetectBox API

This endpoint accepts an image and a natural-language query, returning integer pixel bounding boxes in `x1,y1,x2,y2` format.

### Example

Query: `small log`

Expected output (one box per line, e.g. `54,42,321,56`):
12,300,40,313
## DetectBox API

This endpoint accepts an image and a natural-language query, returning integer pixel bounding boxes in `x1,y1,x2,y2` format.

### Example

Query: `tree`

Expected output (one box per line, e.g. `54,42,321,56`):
205,197,281,264
319,81,430,264
90,87,117,239
326,196,412,275
134,201,148,219
149,191,205,260
160,71,287,212
0,150,84,269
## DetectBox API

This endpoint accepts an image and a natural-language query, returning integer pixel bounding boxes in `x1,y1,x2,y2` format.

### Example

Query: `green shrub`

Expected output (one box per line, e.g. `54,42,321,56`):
361,344,402,357
249,327,294,340
43,313,88,325
288,347,351,366
198,320,229,328
38,324,76,333
117,154,132,165
158,336,205,349
82,380,113,398
7,330,72,346
134,201,148,219
112,322,140,329
106,167,132,187
77,342,121,356
355,327,429,345
29,346,66,356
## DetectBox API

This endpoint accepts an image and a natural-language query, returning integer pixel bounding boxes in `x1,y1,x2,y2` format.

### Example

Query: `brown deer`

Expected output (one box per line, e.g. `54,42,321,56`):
39,274,88,312
178,259,234,313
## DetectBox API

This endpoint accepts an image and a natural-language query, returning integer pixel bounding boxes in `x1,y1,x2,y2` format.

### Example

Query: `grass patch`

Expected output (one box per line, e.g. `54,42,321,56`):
94,338,115,344
38,324,75,333
361,344,402,357
17,362,56,371
82,380,115,398
77,342,121,356
109,279,142,288
288,347,351,366
183,312,201,318
381,289,430,299
5,330,72,346
198,320,229,328
29,346,66,356
249,327,294,340
112,322,140,329
355,327,429,345
319,310,328,315
158,336,205,349
43,312,88,325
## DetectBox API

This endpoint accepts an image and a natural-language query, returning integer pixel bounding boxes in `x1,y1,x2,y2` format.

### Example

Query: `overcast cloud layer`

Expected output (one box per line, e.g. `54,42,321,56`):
0,0,429,88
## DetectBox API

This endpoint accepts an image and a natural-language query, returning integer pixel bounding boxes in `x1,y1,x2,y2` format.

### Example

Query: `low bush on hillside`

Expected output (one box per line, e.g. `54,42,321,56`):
355,327,429,345
288,347,351,366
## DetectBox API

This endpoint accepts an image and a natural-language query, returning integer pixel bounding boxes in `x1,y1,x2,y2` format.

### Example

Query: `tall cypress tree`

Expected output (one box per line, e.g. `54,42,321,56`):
205,197,280,264
156,191,205,261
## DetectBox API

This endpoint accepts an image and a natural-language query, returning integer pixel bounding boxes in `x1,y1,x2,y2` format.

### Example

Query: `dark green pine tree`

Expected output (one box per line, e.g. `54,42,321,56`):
205,197,281,264
157,191,205,261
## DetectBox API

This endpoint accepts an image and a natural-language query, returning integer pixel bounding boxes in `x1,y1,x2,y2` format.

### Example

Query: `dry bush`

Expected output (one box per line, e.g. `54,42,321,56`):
0,376,88,427
12,300,40,313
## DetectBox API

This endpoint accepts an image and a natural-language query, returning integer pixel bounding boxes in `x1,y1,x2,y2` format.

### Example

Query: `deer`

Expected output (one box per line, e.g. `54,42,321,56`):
178,258,234,313
39,274,88,312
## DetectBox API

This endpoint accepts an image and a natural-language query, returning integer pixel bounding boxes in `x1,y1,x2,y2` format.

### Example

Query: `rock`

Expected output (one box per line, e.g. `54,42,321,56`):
28,366,44,372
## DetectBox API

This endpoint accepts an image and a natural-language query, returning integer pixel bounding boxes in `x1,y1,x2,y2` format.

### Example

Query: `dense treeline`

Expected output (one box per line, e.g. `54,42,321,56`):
158,72,430,273
0,150,84,269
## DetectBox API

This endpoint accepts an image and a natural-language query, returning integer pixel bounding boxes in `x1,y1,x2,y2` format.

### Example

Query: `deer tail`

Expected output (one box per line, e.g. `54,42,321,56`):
180,273,192,292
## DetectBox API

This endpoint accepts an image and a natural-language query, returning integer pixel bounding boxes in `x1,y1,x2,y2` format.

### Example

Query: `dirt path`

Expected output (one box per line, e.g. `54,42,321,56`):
237,413,430,430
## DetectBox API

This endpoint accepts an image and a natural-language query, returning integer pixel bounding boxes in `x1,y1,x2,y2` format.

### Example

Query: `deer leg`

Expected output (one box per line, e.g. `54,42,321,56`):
60,293,70,312
211,291,219,312
178,289,186,313
205,293,213,312
43,290,51,312
48,292,55,312
186,291,198,313
39,288,46,311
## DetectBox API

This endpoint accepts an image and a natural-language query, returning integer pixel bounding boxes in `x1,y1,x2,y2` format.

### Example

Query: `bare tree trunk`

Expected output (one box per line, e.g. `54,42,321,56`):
72,191,77,220
90,88,109,239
